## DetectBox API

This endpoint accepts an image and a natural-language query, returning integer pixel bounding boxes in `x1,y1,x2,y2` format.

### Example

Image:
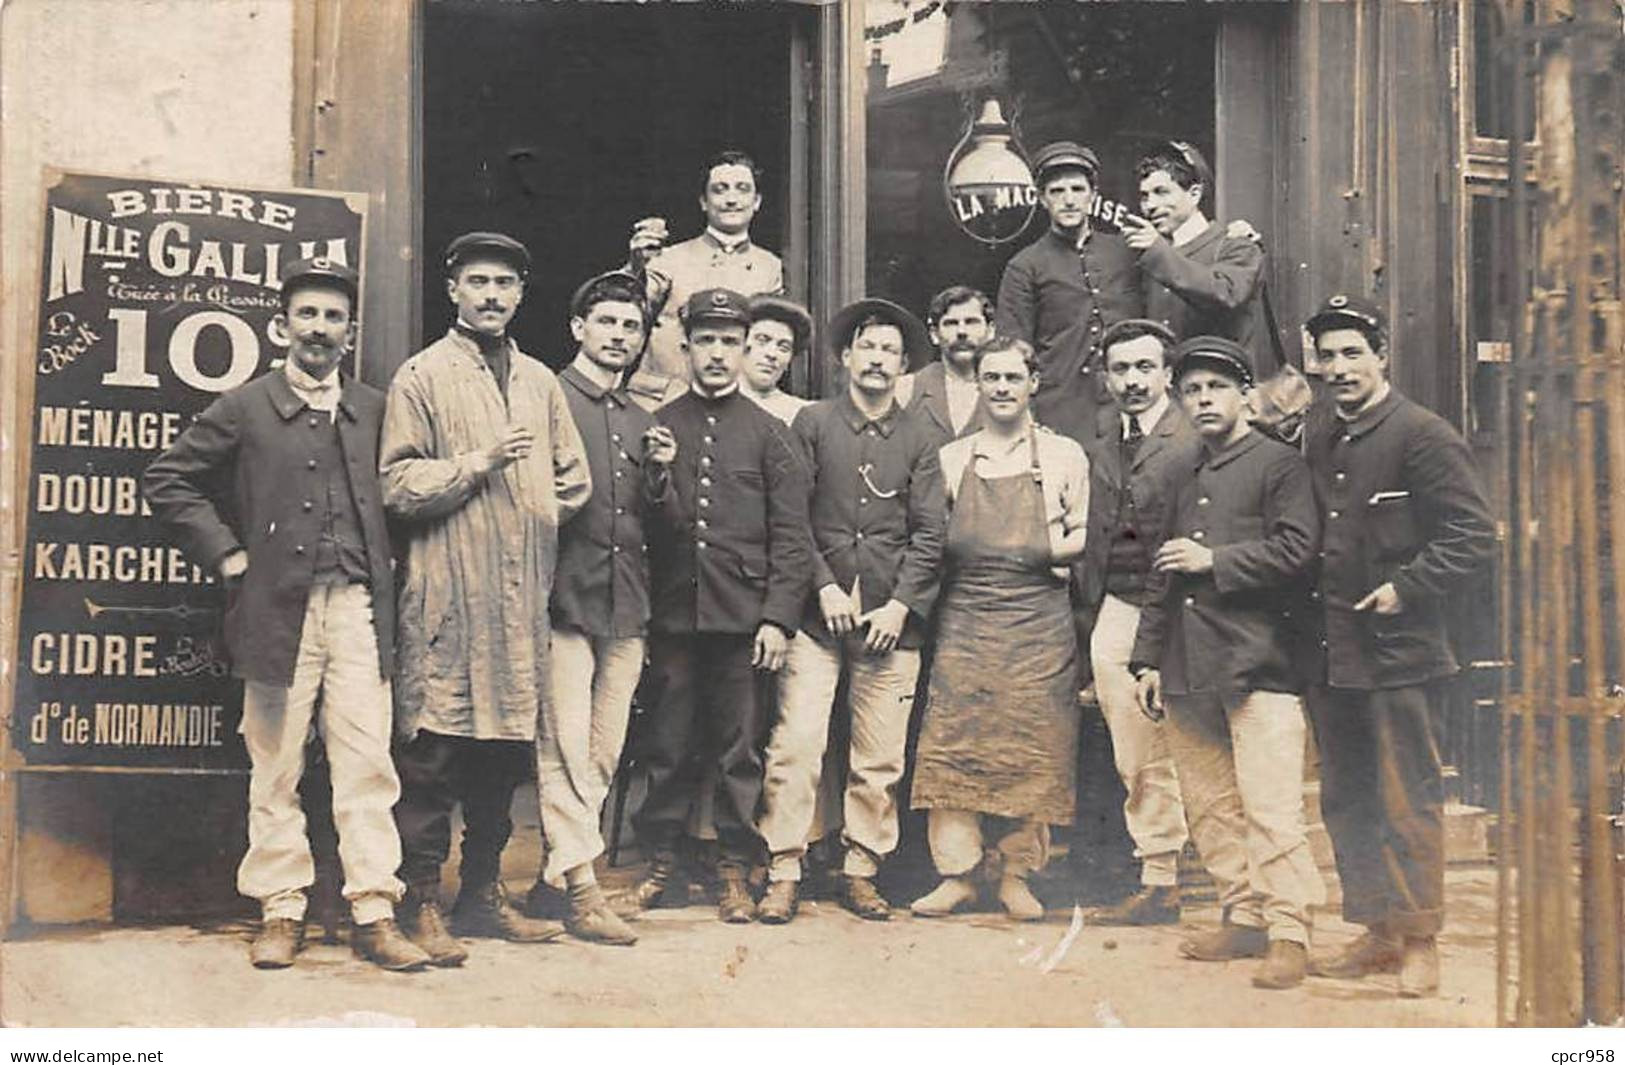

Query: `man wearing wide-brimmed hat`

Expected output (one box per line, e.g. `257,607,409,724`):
755,297,944,924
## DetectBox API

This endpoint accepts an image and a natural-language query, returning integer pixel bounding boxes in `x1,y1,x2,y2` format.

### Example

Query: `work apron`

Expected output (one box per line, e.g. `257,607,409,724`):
911,432,1080,824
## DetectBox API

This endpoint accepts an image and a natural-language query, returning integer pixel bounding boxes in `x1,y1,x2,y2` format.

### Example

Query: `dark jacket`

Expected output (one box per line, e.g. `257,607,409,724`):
143,371,395,687
903,361,985,443
792,394,946,649
1304,389,1497,690
1131,430,1321,696
552,365,673,639
995,228,1143,446
1140,219,1274,375
649,389,812,636
1077,399,1204,613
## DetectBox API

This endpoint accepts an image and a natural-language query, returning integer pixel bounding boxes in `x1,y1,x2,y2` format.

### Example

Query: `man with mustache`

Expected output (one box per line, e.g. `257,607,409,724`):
624,288,813,923
994,141,1142,446
531,271,676,946
1300,295,1495,998
756,298,945,923
381,231,592,964
1075,319,1199,926
1122,142,1272,374
895,285,993,441
144,257,429,972
625,151,786,410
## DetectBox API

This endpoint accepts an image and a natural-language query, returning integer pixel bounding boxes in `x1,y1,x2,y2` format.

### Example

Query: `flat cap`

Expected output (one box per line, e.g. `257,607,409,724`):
569,269,648,321
1032,140,1100,183
278,255,358,304
444,231,531,277
1164,140,1214,194
1173,335,1254,386
680,287,751,328
1305,293,1387,338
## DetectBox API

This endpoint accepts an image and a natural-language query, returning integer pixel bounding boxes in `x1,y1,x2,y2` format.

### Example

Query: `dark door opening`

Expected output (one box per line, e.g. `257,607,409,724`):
422,2,797,367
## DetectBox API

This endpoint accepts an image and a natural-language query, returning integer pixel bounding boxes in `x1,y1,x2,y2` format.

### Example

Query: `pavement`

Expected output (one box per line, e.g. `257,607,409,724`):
2,864,1499,1027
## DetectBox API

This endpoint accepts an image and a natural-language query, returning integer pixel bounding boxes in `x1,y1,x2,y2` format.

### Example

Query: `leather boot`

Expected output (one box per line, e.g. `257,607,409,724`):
1251,940,1308,990
621,850,683,911
249,917,304,970
399,887,468,967
352,918,431,972
1083,885,1180,926
1310,928,1403,979
1179,922,1269,961
910,876,978,918
565,882,638,946
997,876,1044,922
717,866,756,924
840,876,892,921
450,881,565,942
756,880,799,924
1398,936,1440,998
523,876,571,921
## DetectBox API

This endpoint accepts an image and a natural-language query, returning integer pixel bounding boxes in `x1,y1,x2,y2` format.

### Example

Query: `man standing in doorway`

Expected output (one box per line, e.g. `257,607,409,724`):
995,140,1142,446
1301,294,1495,998
1076,318,1197,927
756,298,945,924
625,288,812,923
1122,142,1272,373
532,270,676,946
896,285,993,441
144,257,429,973
625,150,786,409
381,231,592,965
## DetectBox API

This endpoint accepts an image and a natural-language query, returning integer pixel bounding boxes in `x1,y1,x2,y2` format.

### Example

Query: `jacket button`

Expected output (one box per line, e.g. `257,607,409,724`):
612,432,622,443
860,497,869,506
697,519,709,529
1183,596,1195,606
697,539,708,549
1192,530,1205,540
1329,509,1340,519
294,545,306,555
700,456,713,468
700,476,712,487
705,415,717,426
616,506,626,516
307,459,318,469
303,501,314,511
855,532,865,541
309,416,320,427
615,470,624,479
1334,471,1346,482
1197,496,1209,506
612,544,622,553
1310,590,1322,601
699,498,710,508
703,434,715,445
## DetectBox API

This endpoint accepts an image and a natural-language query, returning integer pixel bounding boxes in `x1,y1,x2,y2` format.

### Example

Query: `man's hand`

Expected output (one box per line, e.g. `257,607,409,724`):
1121,212,1161,252
642,425,677,466
481,425,535,473
753,623,789,672
1353,581,1404,616
1153,537,1214,574
1226,218,1263,245
859,599,909,655
818,583,858,637
629,216,670,259
1135,668,1164,721
219,550,248,582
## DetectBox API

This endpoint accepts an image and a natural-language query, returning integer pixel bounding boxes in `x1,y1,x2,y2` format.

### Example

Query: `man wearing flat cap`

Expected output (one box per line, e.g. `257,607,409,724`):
1130,335,1325,990
145,257,429,972
380,231,592,963
624,287,813,924
528,270,676,946
755,298,945,923
995,140,1143,446
1299,295,1495,998
1124,142,1274,376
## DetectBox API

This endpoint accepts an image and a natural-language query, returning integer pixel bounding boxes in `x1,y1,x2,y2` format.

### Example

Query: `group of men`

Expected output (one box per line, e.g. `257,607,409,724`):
142,142,1494,1000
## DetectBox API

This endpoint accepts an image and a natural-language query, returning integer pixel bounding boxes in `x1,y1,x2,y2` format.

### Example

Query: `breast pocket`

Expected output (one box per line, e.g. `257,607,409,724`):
1367,493,1418,562
729,467,765,489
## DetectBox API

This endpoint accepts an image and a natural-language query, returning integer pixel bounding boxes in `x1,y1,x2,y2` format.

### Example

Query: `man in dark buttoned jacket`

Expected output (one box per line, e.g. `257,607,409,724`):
1300,295,1495,998
1074,319,1199,924
625,287,813,923
1130,336,1325,991
144,258,428,973
896,285,993,442
756,297,945,924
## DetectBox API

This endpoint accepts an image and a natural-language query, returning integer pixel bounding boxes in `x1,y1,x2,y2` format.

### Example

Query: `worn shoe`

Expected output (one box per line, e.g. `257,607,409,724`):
1083,884,1181,926
910,877,979,918
1310,929,1403,979
621,851,683,912
1251,939,1308,990
756,880,799,924
718,868,757,924
1398,936,1440,998
1179,923,1269,961
523,877,571,921
450,882,565,943
840,875,892,921
565,884,638,946
997,876,1045,922
352,918,431,972
400,895,468,967
249,917,304,969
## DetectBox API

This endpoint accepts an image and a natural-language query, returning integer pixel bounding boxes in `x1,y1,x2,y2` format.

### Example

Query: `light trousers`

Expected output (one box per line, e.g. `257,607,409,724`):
1090,593,1188,885
926,809,1049,879
537,629,645,887
1164,688,1327,943
759,635,921,881
238,582,402,925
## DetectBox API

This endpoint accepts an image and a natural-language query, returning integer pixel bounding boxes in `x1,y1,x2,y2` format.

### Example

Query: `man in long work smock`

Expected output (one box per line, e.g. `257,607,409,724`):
381,231,592,965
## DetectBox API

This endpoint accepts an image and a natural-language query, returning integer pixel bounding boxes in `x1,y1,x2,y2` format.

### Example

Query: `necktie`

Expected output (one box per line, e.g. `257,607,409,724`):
1123,416,1144,463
